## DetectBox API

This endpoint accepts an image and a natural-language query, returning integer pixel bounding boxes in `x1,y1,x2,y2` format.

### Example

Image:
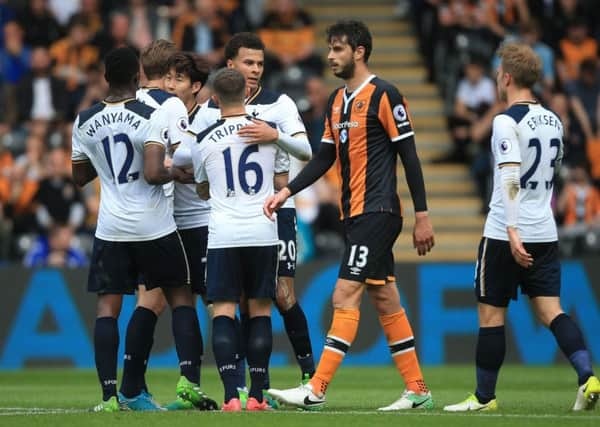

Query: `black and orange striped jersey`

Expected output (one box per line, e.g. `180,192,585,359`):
322,75,414,219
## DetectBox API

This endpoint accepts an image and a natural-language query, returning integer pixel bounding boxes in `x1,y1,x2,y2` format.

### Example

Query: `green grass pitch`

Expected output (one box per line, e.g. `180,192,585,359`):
0,365,597,426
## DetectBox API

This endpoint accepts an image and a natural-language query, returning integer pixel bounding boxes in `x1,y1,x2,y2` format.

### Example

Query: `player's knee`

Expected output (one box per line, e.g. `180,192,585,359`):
138,292,168,316
537,307,564,327
96,294,122,318
368,284,401,315
332,281,363,309
478,303,506,327
275,278,296,312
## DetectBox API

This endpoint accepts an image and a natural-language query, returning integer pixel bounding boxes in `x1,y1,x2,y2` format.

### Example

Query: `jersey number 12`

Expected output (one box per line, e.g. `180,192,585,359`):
101,133,139,184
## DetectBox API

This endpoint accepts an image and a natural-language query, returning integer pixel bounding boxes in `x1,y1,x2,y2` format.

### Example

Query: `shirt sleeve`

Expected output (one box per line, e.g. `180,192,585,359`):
378,85,414,142
172,138,193,167
191,141,207,183
166,97,194,147
274,94,307,136
275,147,290,174
321,115,334,144
491,114,521,166
70,118,89,163
145,110,170,149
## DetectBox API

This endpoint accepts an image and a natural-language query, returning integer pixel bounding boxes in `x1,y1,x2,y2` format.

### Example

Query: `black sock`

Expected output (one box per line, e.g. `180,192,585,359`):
234,314,249,389
141,336,154,392
282,303,315,378
550,313,594,385
213,315,240,402
172,306,202,385
475,326,505,404
247,316,272,402
119,307,157,398
94,317,119,402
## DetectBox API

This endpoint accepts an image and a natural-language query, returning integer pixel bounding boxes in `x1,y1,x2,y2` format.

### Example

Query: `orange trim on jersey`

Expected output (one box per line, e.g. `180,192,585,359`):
387,276,396,282
348,83,376,217
365,278,386,285
379,92,400,140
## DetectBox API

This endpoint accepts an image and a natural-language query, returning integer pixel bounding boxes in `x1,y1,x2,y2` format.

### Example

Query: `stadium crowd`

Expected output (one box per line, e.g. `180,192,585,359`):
411,0,600,254
0,0,341,266
2,0,600,266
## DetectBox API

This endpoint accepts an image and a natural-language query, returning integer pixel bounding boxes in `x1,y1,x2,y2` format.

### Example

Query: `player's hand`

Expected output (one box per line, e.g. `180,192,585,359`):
413,211,435,256
171,166,195,184
507,226,533,268
264,187,291,220
237,119,278,144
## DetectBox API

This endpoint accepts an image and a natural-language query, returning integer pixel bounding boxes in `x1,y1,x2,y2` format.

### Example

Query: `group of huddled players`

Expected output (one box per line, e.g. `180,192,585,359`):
72,19,599,414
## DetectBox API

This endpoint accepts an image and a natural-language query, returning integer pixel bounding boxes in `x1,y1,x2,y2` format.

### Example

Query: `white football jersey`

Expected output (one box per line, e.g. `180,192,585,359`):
171,104,211,229
137,87,194,203
191,115,288,248
484,102,563,242
71,99,176,241
197,86,306,208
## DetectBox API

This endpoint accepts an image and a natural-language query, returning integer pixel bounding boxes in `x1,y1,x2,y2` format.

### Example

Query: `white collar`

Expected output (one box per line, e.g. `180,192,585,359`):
343,74,376,114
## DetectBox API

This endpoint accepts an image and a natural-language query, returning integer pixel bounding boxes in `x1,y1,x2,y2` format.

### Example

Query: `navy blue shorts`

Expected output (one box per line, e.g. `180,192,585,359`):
338,213,402,284
206,245,278,302
277,208,297,278
88,231,190,295
179,226,208,295
474,237,561,307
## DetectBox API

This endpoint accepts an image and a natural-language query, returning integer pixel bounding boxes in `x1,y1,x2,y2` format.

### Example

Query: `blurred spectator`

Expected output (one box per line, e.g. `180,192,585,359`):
435,57,496,163
128,0,158,50
557,18,598,85
34,147,85,233
171,0,229,66
0,0,15,48
23,223,87,267
48,0,81,26
17,46,67,124
49,16,98,93
0,20,31,84
301,75,328,154
567,59,600,157
95,10,134,59
258,0,322,76
18,0,62,48
76,63,108,112
478,0,530,39
550,91,585,165
557,163,600,254
520,19,555,95
0,142,12,259
539,0,587,51
71,0,103,38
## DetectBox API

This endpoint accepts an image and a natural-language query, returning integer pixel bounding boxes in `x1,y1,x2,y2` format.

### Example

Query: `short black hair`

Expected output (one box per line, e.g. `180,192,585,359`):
104,47,139,86
169,51,210,86
224,32,265,61
212,68,246,105
326,20,372,63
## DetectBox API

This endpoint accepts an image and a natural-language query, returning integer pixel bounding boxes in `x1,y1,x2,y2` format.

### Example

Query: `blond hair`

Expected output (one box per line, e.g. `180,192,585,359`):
497,42,542,89
140,39,177,80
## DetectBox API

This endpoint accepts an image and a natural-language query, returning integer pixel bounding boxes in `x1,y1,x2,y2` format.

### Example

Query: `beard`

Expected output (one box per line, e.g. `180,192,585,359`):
333,59,355,80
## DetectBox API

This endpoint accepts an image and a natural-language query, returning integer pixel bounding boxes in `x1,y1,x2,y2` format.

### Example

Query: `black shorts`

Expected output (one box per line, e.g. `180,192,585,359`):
179,226,208,295
474,237,561,307
277,208,297,278
206,245,278,302
88,231,190,295
338,213,402,284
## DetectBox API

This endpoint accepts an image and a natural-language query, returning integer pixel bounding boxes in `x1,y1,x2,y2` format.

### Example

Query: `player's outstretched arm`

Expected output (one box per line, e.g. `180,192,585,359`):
397,135,435,255
72,160,98,187
143,143,173,185
238,119,312,161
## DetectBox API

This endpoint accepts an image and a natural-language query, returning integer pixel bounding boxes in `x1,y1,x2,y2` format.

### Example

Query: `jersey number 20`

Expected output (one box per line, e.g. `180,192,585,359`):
222,145,263,195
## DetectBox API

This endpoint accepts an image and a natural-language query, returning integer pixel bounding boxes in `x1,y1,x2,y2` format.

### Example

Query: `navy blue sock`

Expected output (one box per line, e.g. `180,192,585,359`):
282,303,315,378
247,316,272,402
234,314,249,389
550,313,594,385
94,317,119,402
141,336,154,392
475,326,505,404
213,315,240,402
172,306,202,385
120,307,157,398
